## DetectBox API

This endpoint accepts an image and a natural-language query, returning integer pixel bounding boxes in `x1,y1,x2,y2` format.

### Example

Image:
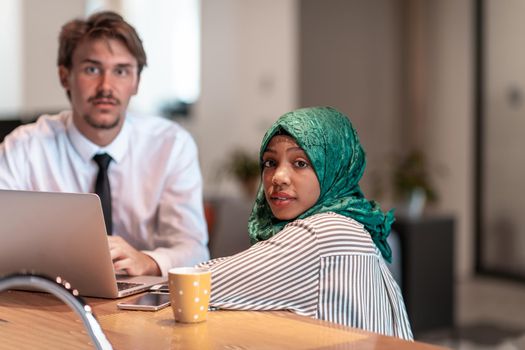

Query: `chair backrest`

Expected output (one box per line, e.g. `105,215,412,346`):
207,196,252,259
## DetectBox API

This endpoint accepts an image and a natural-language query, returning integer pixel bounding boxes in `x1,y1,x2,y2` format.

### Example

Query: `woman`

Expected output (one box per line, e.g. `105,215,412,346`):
201,106,413,340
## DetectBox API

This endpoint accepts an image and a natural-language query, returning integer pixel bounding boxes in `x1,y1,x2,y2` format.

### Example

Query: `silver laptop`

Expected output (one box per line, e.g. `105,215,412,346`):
0,189,166,298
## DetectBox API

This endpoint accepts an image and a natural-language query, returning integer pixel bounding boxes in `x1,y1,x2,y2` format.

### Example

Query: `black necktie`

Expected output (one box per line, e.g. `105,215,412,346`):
93,153,113,235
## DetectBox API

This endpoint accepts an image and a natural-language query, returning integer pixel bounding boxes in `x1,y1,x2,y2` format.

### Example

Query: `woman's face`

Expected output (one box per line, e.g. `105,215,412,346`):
262,135,320,220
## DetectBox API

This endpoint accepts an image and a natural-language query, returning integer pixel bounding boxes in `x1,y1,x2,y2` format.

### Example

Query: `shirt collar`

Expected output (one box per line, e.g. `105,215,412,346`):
66,112,130,164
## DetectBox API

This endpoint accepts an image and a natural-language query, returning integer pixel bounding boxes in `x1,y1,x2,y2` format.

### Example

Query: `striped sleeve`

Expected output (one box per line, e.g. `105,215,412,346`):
318,254,412,340
206,222,321,317
311,213,413,340
204,213,413,340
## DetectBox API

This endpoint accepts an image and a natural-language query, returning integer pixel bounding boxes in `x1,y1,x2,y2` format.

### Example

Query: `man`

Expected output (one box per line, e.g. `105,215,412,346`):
0,11,209,276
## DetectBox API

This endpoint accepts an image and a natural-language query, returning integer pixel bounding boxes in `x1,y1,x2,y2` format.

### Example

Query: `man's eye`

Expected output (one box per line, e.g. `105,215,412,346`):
114,68,129,77
84,66,100,75
294,160,309,168
262,159,275,168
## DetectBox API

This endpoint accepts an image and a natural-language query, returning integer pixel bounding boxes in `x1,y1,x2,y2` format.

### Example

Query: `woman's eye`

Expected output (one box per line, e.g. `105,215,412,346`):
294,160,309,168
262,159,275,168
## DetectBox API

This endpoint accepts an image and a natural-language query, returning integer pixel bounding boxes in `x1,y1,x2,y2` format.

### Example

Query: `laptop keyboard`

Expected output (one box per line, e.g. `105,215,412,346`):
117,281,144,291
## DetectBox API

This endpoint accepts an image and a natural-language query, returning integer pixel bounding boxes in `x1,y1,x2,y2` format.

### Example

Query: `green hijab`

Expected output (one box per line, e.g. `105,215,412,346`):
247,106,394,262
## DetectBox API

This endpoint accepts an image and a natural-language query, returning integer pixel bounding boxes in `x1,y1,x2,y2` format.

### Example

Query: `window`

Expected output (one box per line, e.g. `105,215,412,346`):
86,0,200,116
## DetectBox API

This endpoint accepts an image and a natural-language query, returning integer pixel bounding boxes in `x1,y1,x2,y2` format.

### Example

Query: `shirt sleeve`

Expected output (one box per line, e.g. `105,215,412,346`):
202,221,321,317
142,132,210,276
0,133,28,190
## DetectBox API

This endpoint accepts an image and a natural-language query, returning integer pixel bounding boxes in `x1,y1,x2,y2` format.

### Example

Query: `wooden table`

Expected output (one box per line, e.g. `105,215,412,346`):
0,291,448,349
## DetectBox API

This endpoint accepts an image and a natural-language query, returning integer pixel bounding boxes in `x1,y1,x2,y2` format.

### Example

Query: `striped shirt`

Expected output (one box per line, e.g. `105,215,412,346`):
200,212,413,340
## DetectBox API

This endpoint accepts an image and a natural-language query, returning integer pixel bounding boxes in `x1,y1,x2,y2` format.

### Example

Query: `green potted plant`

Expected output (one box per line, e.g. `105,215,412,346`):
223,149,261,199
391,150,438,218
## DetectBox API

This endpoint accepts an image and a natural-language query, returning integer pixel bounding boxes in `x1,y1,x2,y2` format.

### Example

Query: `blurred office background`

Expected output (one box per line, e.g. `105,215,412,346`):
1,1,525,348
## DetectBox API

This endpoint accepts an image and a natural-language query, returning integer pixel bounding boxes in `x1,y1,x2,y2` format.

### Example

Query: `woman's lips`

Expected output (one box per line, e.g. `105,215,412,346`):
269,192,295,207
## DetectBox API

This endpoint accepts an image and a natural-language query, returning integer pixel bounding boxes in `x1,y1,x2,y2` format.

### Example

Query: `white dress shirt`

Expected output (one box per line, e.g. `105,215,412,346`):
0,111,209,276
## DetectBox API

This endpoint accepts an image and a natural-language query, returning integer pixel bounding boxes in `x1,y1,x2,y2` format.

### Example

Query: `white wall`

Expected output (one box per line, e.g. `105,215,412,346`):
299,0,404,200
189,0,299,196
21,0,83,117
483,0,525,273
0,0,83,119
424,0,474,279
0,0,22,117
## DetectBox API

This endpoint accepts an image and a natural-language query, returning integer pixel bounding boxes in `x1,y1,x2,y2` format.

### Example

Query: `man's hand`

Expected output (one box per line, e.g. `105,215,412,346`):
108,236,161,276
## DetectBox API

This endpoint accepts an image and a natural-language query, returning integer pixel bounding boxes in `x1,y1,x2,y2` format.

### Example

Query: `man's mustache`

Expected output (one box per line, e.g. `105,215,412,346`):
88,92,120,105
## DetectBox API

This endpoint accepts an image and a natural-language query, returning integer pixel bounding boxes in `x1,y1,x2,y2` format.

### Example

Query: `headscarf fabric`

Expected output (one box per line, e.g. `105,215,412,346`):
247,106,394,262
